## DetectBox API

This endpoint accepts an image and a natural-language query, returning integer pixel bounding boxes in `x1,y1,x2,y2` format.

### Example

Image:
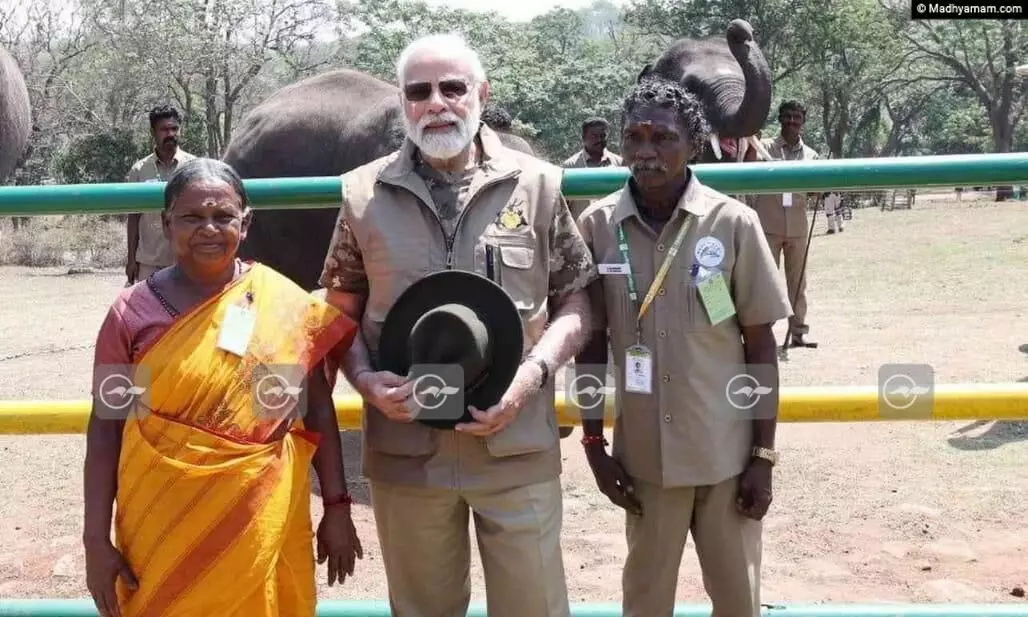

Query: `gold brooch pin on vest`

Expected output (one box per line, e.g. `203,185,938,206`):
497,204,527,230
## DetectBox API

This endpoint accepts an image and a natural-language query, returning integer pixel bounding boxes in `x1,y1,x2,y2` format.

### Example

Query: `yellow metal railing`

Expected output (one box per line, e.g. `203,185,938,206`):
3,383,1028,434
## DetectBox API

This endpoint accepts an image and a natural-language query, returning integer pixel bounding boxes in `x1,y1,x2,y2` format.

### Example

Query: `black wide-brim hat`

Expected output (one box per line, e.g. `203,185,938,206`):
377,270,525,429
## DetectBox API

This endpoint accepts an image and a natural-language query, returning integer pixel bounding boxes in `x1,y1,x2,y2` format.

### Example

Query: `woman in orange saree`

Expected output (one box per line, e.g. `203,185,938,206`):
83,158,363,617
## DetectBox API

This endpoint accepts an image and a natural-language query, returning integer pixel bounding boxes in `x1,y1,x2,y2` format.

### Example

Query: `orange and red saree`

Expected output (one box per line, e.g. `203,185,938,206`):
112,263,356,616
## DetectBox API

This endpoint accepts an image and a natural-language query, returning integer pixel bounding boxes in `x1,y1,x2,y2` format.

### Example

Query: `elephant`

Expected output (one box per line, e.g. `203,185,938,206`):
0,44,31,183
638,19,773,164
223,68,537,291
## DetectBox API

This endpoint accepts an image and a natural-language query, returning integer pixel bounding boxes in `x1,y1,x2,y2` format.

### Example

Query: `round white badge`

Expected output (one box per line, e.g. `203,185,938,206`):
694,236,725,269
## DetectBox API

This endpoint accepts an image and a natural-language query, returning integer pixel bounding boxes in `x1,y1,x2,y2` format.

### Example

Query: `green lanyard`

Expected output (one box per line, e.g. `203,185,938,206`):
615,215,694,341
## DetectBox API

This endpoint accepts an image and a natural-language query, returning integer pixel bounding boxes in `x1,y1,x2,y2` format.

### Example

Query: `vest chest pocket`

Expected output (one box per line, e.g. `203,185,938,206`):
476,233,540,313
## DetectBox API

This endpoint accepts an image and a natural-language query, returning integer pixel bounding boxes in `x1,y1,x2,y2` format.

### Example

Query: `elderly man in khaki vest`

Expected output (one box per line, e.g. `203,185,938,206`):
749,100,820,347
319,33,596,617
575,78,792,617
124,105,195,284
562,117,623,220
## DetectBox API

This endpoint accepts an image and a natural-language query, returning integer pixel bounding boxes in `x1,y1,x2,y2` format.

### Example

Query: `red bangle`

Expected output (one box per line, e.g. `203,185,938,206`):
323,493,353,507
580,435,608,447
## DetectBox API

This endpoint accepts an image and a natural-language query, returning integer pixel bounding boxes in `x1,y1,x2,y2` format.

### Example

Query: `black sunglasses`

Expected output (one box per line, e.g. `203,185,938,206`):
403,79,471,102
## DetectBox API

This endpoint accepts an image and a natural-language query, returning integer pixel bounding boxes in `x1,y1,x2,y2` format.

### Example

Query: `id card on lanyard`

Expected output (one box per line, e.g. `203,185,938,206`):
216,290,256,357
615,215,694,394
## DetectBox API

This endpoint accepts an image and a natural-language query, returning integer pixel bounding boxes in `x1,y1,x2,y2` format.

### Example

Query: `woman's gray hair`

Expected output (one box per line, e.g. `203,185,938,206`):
163,158,249,211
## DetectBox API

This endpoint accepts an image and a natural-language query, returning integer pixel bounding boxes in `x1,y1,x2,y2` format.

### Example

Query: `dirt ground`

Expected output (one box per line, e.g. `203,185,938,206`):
1,194,1027,606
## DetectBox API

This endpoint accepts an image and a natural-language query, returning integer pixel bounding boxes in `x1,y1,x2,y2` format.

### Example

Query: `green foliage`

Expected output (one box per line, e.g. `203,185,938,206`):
53,130,145,184
176,114,209,160
340,0,650,160
7,0,1026,189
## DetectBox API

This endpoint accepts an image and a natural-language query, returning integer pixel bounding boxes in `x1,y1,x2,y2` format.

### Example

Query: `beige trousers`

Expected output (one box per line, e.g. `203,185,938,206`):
370,478,570,617
764,233,809,336
622,475,762,617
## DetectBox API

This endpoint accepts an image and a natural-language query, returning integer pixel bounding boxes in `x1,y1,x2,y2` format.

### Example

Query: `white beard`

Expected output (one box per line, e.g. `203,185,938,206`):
404,95,481,159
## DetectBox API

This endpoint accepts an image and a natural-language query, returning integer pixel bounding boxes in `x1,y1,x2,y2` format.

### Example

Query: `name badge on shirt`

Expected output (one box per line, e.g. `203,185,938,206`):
598,262,631,275
216,304,256,357
625,344,652,394
782,193,793,208
696,271,737,326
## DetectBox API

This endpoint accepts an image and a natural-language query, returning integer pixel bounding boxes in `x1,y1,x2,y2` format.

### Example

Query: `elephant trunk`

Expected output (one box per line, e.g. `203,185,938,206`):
709,19,772,139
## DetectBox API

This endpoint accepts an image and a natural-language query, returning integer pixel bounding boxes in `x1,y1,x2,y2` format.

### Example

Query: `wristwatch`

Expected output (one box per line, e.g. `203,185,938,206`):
751,446,778,466
525,355,550,387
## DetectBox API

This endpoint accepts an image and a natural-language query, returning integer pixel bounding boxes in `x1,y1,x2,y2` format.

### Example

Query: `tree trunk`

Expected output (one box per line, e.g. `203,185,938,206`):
205,75,221,157
991,109,1014,201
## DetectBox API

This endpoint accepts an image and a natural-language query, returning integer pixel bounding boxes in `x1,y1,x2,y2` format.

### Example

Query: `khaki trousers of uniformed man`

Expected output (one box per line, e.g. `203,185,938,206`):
622,475,762,617
764,234,809,336
370,478,571,617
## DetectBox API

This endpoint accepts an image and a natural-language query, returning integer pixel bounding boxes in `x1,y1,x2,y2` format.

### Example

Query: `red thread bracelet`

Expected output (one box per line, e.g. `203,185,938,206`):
323,493,353,507
580,435,608,446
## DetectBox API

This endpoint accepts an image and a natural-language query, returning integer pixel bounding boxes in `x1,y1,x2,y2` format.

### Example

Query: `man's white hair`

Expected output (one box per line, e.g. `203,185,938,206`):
395,33,488,86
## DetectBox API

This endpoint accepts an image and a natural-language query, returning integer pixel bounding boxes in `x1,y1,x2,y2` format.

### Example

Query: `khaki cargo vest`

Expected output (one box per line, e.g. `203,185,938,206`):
339,126,565,461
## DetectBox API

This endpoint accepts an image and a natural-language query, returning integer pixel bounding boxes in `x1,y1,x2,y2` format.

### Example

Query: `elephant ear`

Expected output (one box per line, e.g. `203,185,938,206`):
636,63,654,83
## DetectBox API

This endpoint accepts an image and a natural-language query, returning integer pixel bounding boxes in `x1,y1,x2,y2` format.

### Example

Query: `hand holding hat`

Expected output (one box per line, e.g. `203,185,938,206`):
377,270,526,430
456,360,544,436
354,370,416,423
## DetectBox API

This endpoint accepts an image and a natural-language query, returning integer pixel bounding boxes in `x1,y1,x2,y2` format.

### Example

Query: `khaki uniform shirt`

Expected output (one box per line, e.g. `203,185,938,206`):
562,148,622,221
577,173,793,488
748,136,819,239
320,125,598,491
126,149,196,267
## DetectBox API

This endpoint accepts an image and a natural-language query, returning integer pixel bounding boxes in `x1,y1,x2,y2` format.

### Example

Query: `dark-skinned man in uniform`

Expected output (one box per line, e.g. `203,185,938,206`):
750,100,821,347
562,117,622,221
574,78,793,617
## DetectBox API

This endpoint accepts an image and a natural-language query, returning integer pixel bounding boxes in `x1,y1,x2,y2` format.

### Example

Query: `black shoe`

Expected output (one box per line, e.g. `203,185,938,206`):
790,335,819,348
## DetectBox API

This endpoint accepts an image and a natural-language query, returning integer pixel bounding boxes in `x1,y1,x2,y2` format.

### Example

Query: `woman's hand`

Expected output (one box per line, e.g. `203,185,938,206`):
316,505,363,586
84,538,138,617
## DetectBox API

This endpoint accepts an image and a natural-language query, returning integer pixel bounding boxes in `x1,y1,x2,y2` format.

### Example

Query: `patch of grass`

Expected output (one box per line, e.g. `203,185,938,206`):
0,216,125,268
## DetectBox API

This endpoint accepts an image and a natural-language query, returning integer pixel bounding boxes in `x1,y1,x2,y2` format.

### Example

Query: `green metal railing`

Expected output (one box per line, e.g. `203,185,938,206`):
1,600,1027,617
1,153,1026,216
2,154,1027,617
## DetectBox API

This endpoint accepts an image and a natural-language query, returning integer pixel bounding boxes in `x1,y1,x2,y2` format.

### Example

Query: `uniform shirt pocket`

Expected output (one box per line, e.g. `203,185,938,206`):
678,263,717,332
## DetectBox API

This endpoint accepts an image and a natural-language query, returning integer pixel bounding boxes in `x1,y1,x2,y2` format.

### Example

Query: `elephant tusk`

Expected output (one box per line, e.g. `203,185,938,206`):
749,135,772,162
709,134,723,160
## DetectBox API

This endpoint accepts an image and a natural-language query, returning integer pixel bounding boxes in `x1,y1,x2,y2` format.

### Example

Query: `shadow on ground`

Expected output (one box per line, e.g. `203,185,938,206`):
947,419,1028,451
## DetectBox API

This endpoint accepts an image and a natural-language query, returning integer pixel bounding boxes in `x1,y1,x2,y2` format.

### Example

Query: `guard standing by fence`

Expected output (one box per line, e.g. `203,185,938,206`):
750,100,820,348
